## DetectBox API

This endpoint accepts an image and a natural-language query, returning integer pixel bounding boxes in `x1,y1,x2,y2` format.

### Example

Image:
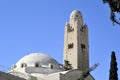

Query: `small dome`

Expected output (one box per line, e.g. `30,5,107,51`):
15,53,60,69
70,10,82,19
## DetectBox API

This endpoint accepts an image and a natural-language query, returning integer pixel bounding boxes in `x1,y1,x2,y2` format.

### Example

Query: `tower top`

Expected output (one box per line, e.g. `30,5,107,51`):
70,10,82,19
70,10,83,25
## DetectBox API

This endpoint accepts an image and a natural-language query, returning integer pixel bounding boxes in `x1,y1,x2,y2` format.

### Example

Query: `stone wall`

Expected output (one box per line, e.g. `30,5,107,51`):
0,71,26,80
26,67,61,74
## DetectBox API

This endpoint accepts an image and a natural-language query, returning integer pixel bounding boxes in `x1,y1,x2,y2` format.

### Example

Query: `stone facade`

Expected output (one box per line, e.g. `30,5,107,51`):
64,10,89,70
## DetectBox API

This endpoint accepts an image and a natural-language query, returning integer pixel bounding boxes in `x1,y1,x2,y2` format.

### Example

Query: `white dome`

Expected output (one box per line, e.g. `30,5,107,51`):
15,53,60,69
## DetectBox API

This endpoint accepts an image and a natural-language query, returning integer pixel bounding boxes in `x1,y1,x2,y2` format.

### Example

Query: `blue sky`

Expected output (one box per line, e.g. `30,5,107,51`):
0,0,120,80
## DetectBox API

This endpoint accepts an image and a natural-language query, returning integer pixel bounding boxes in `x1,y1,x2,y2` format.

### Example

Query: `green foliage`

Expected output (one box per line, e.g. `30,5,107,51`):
103,0,120,25
109,51,118,80
63,60,73,71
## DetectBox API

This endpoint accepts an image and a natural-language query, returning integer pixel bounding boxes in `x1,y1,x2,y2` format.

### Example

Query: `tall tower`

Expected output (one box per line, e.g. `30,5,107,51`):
64,10,89,70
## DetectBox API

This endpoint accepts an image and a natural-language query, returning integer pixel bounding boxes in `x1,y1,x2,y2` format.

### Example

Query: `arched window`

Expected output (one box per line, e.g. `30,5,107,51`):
49,63,53,69
21,63,27,68
35,62,41,67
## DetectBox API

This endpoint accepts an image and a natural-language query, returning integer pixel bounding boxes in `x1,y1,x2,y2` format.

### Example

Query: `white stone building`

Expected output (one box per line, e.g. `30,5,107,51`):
1,10,95,80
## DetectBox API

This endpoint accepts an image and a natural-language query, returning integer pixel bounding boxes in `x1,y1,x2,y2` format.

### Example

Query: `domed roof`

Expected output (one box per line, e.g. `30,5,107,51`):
70,10,82,19
15,53,60,69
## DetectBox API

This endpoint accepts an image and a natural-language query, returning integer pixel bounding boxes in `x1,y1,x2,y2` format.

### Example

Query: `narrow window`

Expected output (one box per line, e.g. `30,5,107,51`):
21,64,24,68
81,44,85,51
35,63,39,67
68,26,74,32
80,27,84,32
50,65,53,69
81,44,85,49
49,63,53,69
68,43,74,49
21,63,27,68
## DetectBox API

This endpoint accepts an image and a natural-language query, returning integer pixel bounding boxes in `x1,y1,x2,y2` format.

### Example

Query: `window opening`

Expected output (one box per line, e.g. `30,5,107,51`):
68,43,74,49
68,26,74,32
50,65,53,69
35,63,39,67
81,44,85,51
80,27,84,32
49,63,53,69
21,63,27,68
